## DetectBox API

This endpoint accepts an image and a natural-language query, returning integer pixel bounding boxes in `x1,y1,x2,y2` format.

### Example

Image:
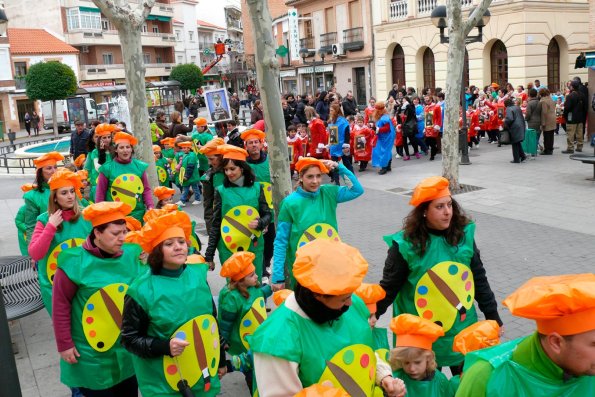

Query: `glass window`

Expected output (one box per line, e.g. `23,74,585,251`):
152,25,159,34
143,53,151,64
490,40,508,89
156,54,162,64
547,39,560,93
142,23,148,33
79,11,101,30
14,62,27,77
175,30,181,41
188,31,194,41
103,53,114,65
66,8,80,30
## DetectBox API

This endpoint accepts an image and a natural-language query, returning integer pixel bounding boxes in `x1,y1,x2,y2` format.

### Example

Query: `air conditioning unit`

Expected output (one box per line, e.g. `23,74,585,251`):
332,43,345,56
81,45,89,53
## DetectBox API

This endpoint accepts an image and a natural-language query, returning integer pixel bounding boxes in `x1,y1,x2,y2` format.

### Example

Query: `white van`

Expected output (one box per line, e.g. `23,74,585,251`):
42,97,98,132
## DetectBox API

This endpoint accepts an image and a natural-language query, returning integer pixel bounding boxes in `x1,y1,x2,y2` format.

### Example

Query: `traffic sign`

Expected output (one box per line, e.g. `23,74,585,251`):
276,45,288,57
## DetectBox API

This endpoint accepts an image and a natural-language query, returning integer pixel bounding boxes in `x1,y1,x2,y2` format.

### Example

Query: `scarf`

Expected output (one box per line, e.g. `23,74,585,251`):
294,283,349,324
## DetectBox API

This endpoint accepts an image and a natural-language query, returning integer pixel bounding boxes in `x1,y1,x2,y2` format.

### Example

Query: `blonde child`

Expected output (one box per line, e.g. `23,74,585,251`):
218,251,272,392
390,314,453,397
153,186,175,209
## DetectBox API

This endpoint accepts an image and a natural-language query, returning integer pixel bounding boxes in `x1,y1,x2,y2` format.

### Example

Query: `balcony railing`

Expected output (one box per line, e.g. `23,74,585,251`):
389,0,408,21
461,0,473,7
342,27,364,51
227,19,242,31
299,37,315,58
417,0,437,15
319,32,337,54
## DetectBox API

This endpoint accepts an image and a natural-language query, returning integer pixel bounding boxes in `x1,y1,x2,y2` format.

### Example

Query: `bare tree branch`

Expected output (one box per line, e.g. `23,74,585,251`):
463,0,492,37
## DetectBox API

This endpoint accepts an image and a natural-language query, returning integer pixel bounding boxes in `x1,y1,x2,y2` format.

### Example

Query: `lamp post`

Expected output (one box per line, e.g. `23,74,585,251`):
431,5,490,165
301,49,326,95
0,7,8,36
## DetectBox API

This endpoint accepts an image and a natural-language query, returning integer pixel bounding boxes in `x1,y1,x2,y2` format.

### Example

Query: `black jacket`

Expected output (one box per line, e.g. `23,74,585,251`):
295,99,308,124
202,168,223,235
342,98,358,117
564,90,586,125
226,128,244,148
168,121,193,137
204,183,272,262
70,129,92,158
375,236,503,326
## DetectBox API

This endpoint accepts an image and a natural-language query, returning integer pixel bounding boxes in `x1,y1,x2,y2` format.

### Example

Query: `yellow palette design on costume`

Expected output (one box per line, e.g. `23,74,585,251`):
375,348,390,364
82,283,128,352
156,165,168,183
221,205,261,252
318,344,376,397
260,182,274,209
414,261,475,332
239,297,267,350
47,238,85,285
190,232,201,253
179,167,186,185
297,223,340,249
110,173,143,210
163,315,219,391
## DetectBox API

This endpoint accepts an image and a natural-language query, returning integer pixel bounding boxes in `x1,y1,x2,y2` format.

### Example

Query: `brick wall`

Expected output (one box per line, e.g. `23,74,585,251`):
241,0,288,58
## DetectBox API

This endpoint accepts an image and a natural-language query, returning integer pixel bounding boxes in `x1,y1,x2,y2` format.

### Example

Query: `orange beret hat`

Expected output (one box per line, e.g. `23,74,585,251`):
153,145,162,152
491,82,500,89
453,320,500,355
194,117,208,127
113,131,138,146
293,240,368,296
218,144,248,161
220,251,256,281
390,313,445,350
129,210,192,253
354,283,386,314
77,170,88,181
142,206,178,223
34,151,64,169
503,273,595,336
273,289,293,307
124,216,142,232
48,168,83,199
160,137,175,146
95,123,119,137
177,141,193,148
153,186,175,201
83,201,132,228
74,154,86,169
186,253,206,264
21,183,36,193
295,157,329,174
198,137,225,155
293,384,349,397
409,176,451,207
240,129,266,142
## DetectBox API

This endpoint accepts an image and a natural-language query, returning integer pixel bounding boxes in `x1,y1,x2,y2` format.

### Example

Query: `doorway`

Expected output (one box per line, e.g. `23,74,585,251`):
17,99,36,130
354,67,366,108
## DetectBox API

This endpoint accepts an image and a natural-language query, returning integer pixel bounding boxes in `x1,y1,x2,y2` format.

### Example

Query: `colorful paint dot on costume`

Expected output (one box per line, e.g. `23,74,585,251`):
259,299,265,308
50,263,57,270
211,323,216,335
423,310,433,320
87,303,95,311
417,285,429,295
465,281,472,291
417,298,428,308
129,176,135,181
467,294,472,302
176,331,186,340
448,264,458,275
118,285,125,293
61,243,69,250
230,243,237,250
267,185,272,192
89,330,96,338
224,236,232,243
202,318,211,330
360,353,370,368
211,358,217,369
233,209,241,216
369,365,374,380
97,341,104,349
247,209,253,216
123,176,128,181
166,364,177,375
342,349,355,365
243,319,252,328
298,242,306,247
461,271,469,281
315,225,323,233
53,252,59,258
213,339,218,349
222,226,230,233
86,317,94,324
334,237,339,241
115,179,121,185
321,380,334,388
115,197,121,202
326,229,333,238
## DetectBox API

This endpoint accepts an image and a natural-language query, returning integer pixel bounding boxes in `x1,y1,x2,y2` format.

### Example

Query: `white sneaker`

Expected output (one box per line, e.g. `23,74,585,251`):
176,200,186,207
192,200,201,205
395,153,401,159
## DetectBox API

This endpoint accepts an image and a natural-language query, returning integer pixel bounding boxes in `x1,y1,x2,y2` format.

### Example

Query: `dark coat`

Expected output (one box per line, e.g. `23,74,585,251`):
342,97,358,116
504,105,525,143
525,97,541,131
564,90,586,125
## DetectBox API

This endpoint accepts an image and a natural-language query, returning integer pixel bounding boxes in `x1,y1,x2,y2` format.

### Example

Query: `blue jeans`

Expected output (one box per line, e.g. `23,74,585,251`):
180,182,201,203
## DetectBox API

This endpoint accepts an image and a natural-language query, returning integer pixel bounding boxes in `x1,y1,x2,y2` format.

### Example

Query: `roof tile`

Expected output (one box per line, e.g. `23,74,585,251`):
8,28,79,55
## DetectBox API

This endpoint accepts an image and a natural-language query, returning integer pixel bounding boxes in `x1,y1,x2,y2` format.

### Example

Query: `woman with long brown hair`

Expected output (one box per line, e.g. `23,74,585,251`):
327,103,353,184
374,176,502,375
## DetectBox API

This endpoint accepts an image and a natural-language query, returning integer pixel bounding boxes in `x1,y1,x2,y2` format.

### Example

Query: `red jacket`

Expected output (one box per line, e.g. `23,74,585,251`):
351,125,374,162
424,103,442,138
308,118,329,159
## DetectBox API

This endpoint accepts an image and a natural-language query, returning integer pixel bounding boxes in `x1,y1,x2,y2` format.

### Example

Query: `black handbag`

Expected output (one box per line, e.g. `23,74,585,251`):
403,118,417,138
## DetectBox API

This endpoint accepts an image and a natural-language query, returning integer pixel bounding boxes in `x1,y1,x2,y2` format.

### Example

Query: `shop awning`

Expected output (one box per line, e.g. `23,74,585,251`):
586,52,595,68
76,84,127,94
147,15,172,22
146,80,180,88
79,6,100,13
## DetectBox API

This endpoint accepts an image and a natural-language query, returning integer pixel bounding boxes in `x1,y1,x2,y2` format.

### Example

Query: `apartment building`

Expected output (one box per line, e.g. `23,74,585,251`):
197,20,228,89
373,0,588,99
224,3,248,92
586,0,594,134
172,0,199,66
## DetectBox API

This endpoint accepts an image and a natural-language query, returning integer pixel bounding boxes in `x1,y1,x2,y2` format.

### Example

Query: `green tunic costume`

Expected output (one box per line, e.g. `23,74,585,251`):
384,223,477,367
247,155,273,209
23,185,50,242
456,333,595,397
251,296,379,396
98,159,149,222
36,212,92,315
393,369,453,397
155,156,171,187
15,204,28,256
192,131,213,172
179,151,200,187
127,263,221,397
57,243,143,390
85,149,111,203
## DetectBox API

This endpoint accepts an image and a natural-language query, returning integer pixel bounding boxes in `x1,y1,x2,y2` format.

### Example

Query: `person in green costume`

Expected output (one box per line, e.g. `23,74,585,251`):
84,123,115,204
153,145,172,187
96,131,154,223
271,157,363,289
23,151,64,246
160,137,176,161
191,117,214,176
204,145,271,278
16,183,36,255
354,283,391,361
199,137,225,235
456,273,595,397
52,201,144,396
175,141,202,206
374,176,502,373
251,239,406,397
121,210,227,397
389,314,453,397
218,251,273,392
28,168,92,315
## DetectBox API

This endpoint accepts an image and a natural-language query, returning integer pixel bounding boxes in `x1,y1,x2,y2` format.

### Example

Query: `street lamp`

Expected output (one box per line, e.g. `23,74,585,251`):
301,49,326,95
431,5,490,165
0,6,8,36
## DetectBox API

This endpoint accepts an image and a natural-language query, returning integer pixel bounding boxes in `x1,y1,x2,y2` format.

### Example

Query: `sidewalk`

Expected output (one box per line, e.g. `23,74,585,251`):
1,132,594,396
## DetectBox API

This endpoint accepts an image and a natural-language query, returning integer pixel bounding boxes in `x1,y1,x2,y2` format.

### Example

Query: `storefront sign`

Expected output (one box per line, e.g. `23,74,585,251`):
280,70,296,78
297,65,334,74
79,80,116,88
288,8,300,62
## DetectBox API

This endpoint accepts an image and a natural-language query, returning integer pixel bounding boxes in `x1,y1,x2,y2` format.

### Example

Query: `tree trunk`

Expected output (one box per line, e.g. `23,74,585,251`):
245,0,292,218
92,0,158,191
442,0,492,190
51,99,58,138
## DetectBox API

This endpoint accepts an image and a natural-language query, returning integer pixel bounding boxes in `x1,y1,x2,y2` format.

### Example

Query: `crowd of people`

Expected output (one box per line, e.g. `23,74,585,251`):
13,74,595,397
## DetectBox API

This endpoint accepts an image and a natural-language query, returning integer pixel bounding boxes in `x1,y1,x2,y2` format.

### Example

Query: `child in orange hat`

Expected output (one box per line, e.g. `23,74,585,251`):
218,251,272,392
15,183,37,255
153,186,176,209
153,144,172,188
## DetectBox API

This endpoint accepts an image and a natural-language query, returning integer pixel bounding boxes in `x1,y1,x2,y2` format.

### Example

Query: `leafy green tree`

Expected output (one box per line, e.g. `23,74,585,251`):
169,63,204,91
25,61,77,136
